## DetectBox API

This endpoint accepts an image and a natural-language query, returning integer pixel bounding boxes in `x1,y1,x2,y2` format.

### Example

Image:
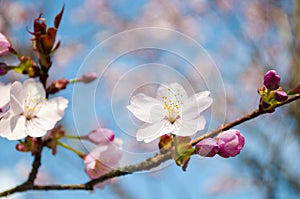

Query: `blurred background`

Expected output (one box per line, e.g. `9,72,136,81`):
0,0,299,199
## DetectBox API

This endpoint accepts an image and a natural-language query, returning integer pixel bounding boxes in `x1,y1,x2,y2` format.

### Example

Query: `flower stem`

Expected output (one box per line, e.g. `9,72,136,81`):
69,79,77,83
57,141,85,158
62,135,83,140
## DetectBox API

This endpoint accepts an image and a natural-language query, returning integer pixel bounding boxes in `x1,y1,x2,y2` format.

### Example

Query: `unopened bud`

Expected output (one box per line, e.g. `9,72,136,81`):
195,138,219,157
274,90,288,102
217,129,245,158
77,72,98,83
15,137,37,154
47,78,69,94
263,70,280,90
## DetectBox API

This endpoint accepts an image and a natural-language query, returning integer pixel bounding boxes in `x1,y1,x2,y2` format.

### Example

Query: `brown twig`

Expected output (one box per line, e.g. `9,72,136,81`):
0,94,299,197
26,138,43,184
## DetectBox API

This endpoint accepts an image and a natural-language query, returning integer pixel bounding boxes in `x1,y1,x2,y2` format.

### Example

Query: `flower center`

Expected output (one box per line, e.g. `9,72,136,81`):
162,88,183,124
23,94,44,120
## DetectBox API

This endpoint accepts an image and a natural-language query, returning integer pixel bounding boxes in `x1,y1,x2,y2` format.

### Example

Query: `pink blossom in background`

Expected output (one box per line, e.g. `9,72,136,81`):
84,139,122,189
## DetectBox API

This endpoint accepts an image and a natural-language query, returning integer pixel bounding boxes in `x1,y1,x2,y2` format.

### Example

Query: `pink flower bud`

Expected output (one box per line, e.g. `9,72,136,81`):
53,78,69,89
47,78,69,94
77,72,98,83
16,143,26,152
274,90,288,102
0,33,11,56
263,70,280,90
217,129,245,158
15,137,37,154
195,138,219,157
86,128,115,145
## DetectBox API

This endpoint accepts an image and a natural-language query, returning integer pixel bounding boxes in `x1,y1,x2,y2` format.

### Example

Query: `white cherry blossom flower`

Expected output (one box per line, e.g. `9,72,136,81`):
127,83,213,143
0,79,68,140
0,82,11,118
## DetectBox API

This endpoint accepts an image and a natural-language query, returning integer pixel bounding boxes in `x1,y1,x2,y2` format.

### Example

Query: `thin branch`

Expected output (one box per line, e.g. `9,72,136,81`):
0,184,90,196
26,137,43,184
85,152,172,187
192,93,300,145
0,94,299,197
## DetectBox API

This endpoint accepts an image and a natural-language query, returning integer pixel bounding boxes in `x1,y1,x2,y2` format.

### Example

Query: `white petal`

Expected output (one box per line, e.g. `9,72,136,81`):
23,79,46,99
156,82,188,102
35,97,68,130
6,115,27,140
0,112,12,137
136,120,170,143
174,116,206,136
25,119,47,137
0,83,11,108
10,81,25,115
182,91,212,120
127,93,165,123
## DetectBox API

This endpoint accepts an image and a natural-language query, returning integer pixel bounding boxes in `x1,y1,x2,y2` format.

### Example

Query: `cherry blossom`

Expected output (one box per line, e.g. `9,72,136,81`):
0,79,68,140
127,83,213,143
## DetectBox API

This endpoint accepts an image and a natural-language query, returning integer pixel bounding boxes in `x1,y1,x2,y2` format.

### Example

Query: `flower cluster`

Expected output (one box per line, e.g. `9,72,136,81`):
0,8,119,192
84,129,122,189
195,129,245,158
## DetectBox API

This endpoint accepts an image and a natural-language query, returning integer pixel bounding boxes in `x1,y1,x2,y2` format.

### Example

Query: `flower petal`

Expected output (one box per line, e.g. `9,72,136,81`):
174,115,206,136
182,91,212,120
25,119,48,137
35,97,68,130
156,82,188,102
127,93,164,123
0,82,11,108
0,112,12,137
23,79,46,99
6,115,27,140
10,81,25,115
136,120,170,143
